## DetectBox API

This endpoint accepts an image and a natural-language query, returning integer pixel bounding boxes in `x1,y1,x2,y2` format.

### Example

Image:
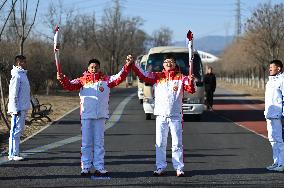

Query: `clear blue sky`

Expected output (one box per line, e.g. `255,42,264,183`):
34,0,283,41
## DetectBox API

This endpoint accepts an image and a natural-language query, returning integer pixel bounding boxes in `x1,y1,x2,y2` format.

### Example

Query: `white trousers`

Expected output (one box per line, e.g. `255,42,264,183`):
155,115,184,170
81,118,106,170
9,111,27,157
266,118,284,165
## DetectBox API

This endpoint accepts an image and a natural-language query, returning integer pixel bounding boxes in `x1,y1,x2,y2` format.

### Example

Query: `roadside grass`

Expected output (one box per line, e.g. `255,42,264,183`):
217,80,265,101
0,90,79,153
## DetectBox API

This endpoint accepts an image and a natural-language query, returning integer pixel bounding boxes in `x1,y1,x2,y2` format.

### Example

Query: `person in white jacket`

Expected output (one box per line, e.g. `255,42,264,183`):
57,57,132,177
264,59,284,172
7,55,30,161
131,54,195,177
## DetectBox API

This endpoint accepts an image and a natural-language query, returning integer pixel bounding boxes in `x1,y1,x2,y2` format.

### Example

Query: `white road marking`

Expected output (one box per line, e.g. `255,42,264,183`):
214,92,267,139
0,93,135,165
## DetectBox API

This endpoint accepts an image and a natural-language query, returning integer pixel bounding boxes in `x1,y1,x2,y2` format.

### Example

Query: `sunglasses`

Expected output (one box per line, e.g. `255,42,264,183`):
163,60,175,64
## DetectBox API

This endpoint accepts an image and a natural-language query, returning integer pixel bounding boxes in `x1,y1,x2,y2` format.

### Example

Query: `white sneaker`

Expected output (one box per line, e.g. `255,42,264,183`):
266,163,278,170
176,169,185,177
153,168,165,176
8,156,24,161
272,165,284,172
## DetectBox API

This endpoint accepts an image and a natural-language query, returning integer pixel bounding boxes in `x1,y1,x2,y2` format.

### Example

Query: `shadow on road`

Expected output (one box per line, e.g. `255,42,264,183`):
0,161,80,168
189,167,272,176
214,93,252,97
213,109,265,122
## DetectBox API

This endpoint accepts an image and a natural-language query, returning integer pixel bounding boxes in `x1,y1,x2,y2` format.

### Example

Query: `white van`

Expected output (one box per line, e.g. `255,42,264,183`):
142,46,205,120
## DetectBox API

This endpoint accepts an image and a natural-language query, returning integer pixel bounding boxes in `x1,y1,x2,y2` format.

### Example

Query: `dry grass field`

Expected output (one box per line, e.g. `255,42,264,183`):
0,91,79,152
217,80,265,100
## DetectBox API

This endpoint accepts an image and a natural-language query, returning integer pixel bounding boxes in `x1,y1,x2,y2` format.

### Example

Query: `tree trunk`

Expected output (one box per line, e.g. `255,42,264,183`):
46,84,49,96
20,37,24,55
0,75,10,130
0,74,7,119
262,66,266,89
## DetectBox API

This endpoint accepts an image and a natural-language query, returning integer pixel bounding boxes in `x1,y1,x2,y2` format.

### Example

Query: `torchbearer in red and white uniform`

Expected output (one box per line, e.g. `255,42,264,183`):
130,54,195,177
57,57,132,177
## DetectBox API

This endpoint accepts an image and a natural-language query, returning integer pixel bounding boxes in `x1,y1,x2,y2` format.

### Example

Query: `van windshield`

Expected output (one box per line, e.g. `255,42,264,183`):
146,52,203,81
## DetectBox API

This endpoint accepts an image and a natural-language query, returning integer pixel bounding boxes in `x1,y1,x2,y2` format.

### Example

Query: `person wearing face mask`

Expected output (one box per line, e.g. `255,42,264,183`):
131,53,195,177
57,57,132,177
264,59,284,172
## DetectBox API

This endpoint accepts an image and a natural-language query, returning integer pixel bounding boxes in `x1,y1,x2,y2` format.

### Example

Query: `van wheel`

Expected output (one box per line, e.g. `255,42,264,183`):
183,115,190,122
183,114,201,122
194,114,201,121
146,113,151,120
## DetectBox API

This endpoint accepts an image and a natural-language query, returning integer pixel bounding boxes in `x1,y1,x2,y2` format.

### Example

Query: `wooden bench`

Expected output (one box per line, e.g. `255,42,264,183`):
30,96,52,122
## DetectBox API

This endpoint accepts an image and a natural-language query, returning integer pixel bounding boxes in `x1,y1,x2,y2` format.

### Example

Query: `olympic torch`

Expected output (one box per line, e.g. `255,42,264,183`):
186,30,194,85
54,25,62,74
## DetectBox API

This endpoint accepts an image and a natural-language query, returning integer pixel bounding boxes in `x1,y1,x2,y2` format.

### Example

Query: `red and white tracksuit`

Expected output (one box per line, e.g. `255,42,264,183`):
132,63,195,171
264,73,284,166
59,65,130,170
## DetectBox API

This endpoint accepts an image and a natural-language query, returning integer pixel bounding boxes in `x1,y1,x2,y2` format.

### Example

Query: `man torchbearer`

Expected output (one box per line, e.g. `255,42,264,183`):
131,54,195,177
57,55,132,176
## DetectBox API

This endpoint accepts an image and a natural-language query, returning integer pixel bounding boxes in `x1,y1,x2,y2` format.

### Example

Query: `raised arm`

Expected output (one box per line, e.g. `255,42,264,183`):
183,74,195,94
107,55,132,88
57,72,82,91
131,58,156,85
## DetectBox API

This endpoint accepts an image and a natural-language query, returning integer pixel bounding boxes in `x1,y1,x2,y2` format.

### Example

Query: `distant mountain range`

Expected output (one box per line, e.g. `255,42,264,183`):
173,35,235,56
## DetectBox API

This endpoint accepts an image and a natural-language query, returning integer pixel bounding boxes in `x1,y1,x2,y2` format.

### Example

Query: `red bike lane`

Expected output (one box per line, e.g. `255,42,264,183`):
212,92,268,138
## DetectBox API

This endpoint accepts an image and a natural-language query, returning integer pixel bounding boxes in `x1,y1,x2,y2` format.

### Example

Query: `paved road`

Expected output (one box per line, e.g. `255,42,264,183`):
0,87,283,187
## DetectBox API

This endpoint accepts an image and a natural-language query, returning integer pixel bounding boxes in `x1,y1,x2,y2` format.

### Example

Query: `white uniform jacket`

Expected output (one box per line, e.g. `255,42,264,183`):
132,63,195,117
59,65,130,119
264,73,284,119
8,65,31,114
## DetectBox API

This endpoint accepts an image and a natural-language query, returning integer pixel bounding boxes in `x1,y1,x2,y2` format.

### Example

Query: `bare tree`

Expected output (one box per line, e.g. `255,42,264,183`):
0,0,8,10
98,0,146,74
116,17,146,58
0,0,17,41
97,0,123,74
244,3,284,85
0,0,18,129
0,70,9,129
44,0,63,32
12,0,40,55
152,27,173,47
219,3,284,89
